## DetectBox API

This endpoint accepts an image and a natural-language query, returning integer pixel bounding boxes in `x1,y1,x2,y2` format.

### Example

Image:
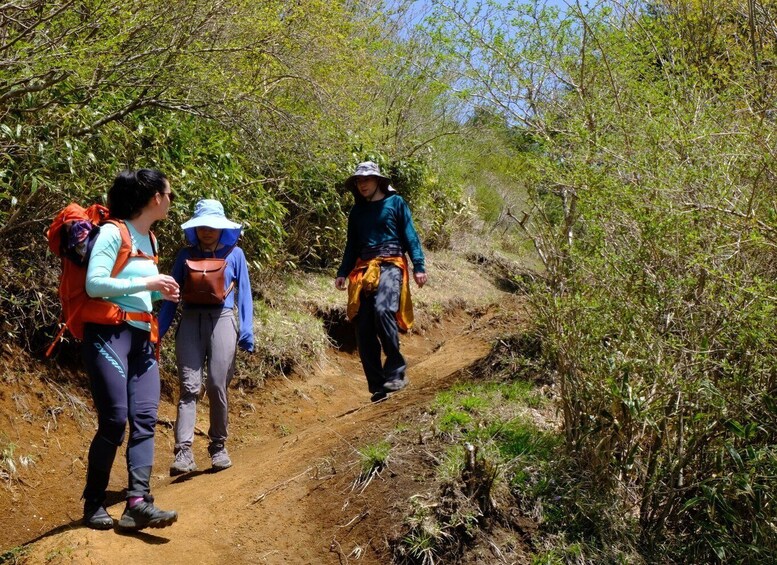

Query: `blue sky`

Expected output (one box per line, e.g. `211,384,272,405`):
390,0,582,37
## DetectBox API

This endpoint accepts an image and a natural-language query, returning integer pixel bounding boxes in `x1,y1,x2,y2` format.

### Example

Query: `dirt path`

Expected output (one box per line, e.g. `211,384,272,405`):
9,307,506,564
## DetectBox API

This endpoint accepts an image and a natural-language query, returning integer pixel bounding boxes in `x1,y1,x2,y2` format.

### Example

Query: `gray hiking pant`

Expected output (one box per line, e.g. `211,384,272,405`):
356,263,406,393
174,307,237,450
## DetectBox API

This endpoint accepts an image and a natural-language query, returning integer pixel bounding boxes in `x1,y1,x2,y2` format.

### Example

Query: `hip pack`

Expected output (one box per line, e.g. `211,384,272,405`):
182,247,235,305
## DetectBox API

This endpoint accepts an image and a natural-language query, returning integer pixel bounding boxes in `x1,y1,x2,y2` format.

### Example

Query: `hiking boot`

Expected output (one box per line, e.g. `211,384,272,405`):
116,494,177,531
169,447,197,476
383,378,408,392
83,500,113,530
209,443,232,471
370,391,388,403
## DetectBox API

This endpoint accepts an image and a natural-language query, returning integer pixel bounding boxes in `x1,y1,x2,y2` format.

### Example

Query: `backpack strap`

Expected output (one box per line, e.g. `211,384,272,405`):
188,242,236,259
106,219,158,277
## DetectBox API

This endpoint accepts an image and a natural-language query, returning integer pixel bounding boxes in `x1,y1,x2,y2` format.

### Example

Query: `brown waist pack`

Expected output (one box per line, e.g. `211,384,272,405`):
183,256,235,305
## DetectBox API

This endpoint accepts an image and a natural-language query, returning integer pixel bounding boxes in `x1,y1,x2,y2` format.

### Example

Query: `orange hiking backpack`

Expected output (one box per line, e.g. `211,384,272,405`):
46,203,159,357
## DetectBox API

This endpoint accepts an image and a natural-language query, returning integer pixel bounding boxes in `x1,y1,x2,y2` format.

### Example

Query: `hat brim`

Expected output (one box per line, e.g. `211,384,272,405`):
181,216,243,247
181,216,242,231
344,174,391,194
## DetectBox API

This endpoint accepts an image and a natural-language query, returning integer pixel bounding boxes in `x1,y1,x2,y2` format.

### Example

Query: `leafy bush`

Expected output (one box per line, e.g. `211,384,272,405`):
425,1,777,561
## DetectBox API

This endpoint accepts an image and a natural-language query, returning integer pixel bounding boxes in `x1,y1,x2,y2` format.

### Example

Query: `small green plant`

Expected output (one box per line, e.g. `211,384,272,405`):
358,440,391,476
401,526,445,565
432,390,455,411
483,419,558,459
500,380,536,402
0,437,17,483
395,496,452,565
353,440,392,492
459,395,488,413
435,446,465,483
437,410,472,434
0,545,30,564
242,304,331,386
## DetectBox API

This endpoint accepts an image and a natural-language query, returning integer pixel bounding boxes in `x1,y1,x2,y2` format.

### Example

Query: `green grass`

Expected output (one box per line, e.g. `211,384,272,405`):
0,436,17,482
358,440,392,476
435,446,466,483
0,545,30,565
438,409,473,433
243,303,331,385
481,419,558,459
433,380,547,440
459,394,488,413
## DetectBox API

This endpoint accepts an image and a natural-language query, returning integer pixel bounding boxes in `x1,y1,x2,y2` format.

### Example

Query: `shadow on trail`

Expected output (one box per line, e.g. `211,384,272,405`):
114,529,173,544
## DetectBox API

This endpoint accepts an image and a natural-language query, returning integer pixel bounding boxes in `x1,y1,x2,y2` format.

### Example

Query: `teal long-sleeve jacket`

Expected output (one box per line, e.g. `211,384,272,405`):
336,192,425,278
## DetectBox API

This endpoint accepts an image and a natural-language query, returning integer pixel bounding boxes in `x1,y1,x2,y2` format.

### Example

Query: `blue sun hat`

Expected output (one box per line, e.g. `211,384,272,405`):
181,199,243,246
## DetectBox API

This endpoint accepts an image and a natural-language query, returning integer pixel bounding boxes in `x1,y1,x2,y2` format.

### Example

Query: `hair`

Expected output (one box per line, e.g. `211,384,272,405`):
108,169,168,219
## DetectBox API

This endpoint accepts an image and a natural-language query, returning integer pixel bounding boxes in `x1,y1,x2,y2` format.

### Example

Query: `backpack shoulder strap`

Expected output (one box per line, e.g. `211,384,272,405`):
104,219,157,277
149,231,158,258
108,220,135,278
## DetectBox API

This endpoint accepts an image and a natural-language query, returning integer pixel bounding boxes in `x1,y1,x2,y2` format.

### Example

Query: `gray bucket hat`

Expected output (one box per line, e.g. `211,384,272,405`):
344,161,395,195
181,199,243,246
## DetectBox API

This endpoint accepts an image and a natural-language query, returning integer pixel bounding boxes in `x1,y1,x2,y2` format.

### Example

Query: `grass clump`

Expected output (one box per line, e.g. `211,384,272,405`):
358,440,392,477
0,545,30,565
437,410,473,435
353,440,392,493
393,350,562,563
480,420,558,460
0,436,18,486
397,496,453,565
239,302,331,387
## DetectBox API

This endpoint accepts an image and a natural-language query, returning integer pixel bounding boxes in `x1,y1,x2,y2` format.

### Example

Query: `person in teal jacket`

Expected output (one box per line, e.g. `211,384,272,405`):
159,199,254,475
335,161,428,402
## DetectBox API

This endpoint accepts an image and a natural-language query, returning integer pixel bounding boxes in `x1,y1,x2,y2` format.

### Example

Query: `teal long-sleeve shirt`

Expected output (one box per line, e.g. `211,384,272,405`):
337,193,425,278
84,221,161,332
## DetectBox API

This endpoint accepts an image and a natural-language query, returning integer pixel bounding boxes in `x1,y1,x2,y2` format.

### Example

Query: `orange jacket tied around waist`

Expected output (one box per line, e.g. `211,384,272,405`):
346,256,414,331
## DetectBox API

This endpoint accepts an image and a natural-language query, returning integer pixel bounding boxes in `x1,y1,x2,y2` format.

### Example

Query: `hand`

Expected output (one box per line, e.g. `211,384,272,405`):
414,271,427,288
335,276,347,291
160,287,180,302
144,274,180,301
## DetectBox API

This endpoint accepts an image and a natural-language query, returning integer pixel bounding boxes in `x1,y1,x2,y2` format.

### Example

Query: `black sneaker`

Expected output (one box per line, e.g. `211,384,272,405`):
83,501,113,530
371,391,388,403
117,494,177,531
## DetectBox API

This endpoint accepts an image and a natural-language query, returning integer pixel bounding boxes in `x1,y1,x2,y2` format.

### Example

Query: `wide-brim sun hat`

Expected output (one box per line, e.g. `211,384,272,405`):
344,161,395,195
181,199,243,247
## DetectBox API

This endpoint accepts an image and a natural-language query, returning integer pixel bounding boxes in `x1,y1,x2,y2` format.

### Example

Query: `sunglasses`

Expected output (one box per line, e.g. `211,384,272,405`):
160,191,176,203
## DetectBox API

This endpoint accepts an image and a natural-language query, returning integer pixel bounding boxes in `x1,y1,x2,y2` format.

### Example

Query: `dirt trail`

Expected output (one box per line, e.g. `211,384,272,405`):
12,308,505,564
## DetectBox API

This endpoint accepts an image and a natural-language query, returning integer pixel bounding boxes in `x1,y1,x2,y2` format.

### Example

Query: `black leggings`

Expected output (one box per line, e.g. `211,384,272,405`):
81,323,159,500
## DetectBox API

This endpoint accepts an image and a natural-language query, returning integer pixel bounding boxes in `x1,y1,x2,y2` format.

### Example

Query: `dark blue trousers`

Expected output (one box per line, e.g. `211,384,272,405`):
356,264,406,393
81,323,159,502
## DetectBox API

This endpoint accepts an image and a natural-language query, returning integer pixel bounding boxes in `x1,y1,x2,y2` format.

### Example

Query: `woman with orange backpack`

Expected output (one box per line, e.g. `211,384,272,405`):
81,169,180,531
